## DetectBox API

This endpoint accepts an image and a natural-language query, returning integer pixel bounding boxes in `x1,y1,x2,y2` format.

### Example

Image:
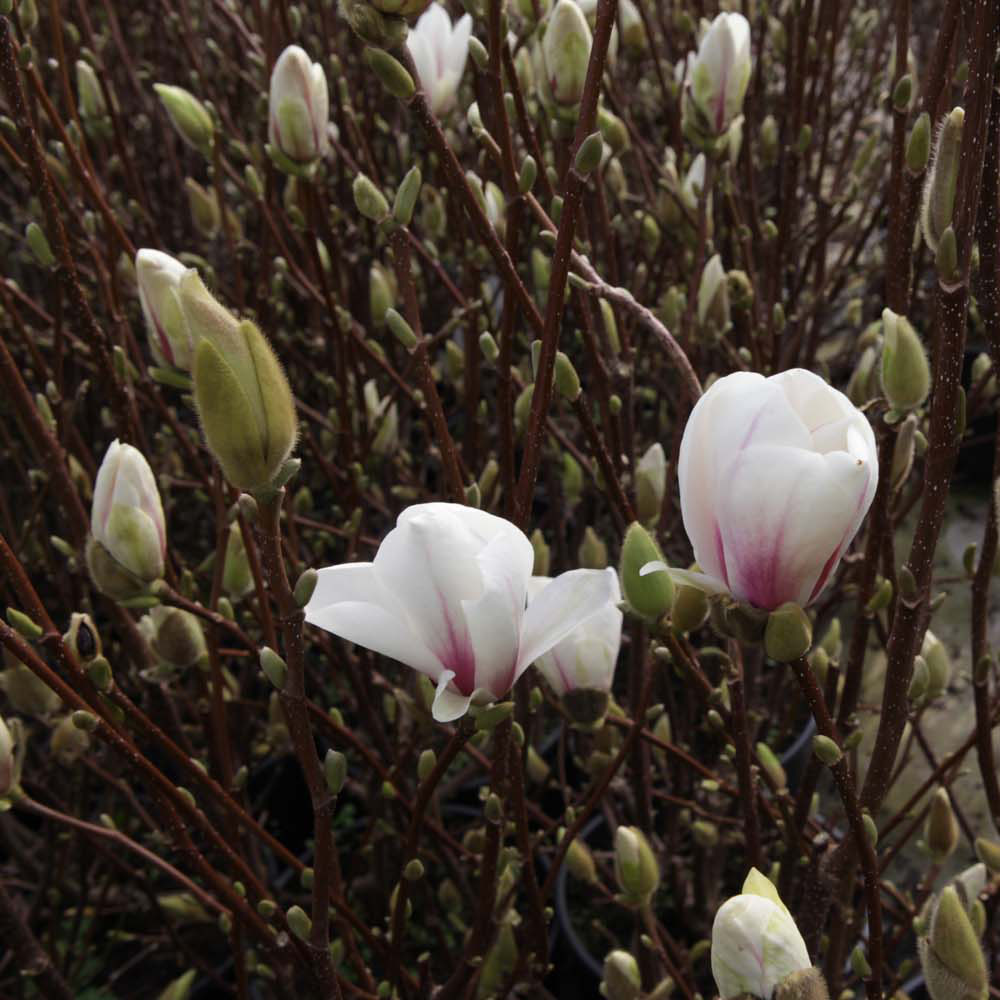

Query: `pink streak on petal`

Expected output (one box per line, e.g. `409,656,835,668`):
713,521,731,589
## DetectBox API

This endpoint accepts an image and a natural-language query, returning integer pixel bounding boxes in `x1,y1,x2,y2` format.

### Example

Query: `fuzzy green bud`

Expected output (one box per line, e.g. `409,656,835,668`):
353,173,390,222
635,443,666,525
925,788,959,863
620,523,673,622
881,308,930,411
921,107,964,253
286,905,312,941
259,647,287,690
392,165,422,226
764,602,813,662
363,47,415,101
907,112,931,174
614,825,660,905
574,131,604,175
812,734,842,767
602,949,642,1000
919,886,988,1000
153,84,214,156
385,308,418,349
293,568,318,608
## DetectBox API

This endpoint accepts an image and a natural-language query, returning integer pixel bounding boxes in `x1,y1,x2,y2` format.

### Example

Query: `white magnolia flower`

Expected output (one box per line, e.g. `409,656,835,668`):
527,572,622,694
406,3,473,117
711,868,811,999
673,369,877,610
304,503,617,722
91,439,166,582
687,12,752,137
268,45,329,163
136,249,192,370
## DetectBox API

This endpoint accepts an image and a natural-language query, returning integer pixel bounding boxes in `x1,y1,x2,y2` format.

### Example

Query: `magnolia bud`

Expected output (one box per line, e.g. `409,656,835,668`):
773,968,831,1000
136,249,193,370
286,904,312,941
907,112,931,174
578,526,608,569
393,165,422,226
0,715,15,796
182,271,298,492
671,580,710,633
268,45,329,166
697,254,730,335
76,60,107,120
756,742,787,790
921,107,964,253
260,646,288,690
921,630,951,701
51,714,90,765
0,661,60,717
531,529,551,577
620,523,674,621
153,84,214,156
974,837,1000,874
90,440,166,586
925,788,959,862
764,603,813,662
881,308,930,411
340,0,409,46
684,13,752,142
369,262,395,327
812,735,842,767
146,608,207,670
919,886,988,1000
614,825,660,905
324,749,347,795
353,173,391,221
184,178,220,238
363,46,415,101
566,837,598,883
222,523,254,600
574,131,604,175
540,1,592,113
636,443,667,524
603,950,642,1000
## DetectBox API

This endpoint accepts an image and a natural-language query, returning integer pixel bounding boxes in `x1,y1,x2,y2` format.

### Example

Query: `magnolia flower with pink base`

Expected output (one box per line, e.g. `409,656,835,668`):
305,503,617,722
527,573,622,695
651,369,877,611
268,45,329,164
406,3,473,117
686,12,751,137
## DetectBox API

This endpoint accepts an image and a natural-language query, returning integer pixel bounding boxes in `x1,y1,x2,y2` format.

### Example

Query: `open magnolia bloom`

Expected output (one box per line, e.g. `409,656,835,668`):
649,369,877,611
711,868,811,999
305,503,618,722
405,3,472,117
526,573,622,696
686,12,752,137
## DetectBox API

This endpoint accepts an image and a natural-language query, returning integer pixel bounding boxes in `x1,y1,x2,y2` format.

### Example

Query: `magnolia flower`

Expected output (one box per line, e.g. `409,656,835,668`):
527,572,622,695
406,3,472,116
686,12,751,137
136,249,192,370
537,0,592,111
711,869,811,999
91,440,166,582
0,715,14,797
672,369,877,610
268,45,329,164
304,503,617,722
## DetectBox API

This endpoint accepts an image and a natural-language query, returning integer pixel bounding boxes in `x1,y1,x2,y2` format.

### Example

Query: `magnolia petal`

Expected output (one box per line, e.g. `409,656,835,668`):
666,566,731,596
461,530,533,699
516,567,617,676
432,670,473,722
447,13,473,79
92,439,123,540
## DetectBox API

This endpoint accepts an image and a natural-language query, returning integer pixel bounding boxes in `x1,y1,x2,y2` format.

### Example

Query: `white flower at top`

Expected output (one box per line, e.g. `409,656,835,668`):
686,12,752,137
304,503,617,722
406,3,473,117
136,249,192,370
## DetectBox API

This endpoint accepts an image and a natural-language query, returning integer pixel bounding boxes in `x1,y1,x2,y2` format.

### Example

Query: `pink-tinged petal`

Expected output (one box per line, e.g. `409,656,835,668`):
516,567,617,676
662,566,731,597
678,371,810,591
718,444,873,608
304,563,445,680
92,439,123,540
461,530,533,699
432,670,473,722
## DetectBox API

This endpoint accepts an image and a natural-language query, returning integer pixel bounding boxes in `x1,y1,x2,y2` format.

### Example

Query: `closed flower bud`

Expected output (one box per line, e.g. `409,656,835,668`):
907,112,931,174
184,178,220,238
324,749,347,794
393,165,422,225
908,655,930,701
671,580,710,633
575,131,605,175
51,713,90,765
881,308,930,411
711,868,811,999
76,60,106,120
764,603,813,662
919,886,988,1000
145,608,207,670
756,742,787,790
406,3,471,116
353,173,390,222
974,837,1000,874
181,271,298,492
153,84,214,156
922,630,951,701
566,837,598,883
369,261,396,326
539,1,592,113
286,904,312,941
684,13,752,141
531,529,551,577
220,522,253,600
621,522,674,622
614,825,660,905
268,45,329,166
0,715,16,796
697,254,730,335
921,107,964,253
136,249,193,370
0,658,61,717
773,968,830,1000
925,788,959,862
636,443,667,524
812,735,842,767
260,646,288,690
603,949,642,1000
578,526,608,569
363,46,415,101
91,440,166,585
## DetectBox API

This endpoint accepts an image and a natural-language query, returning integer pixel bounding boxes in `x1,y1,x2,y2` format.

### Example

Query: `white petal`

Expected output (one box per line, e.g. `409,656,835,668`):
516,567,618,676
417,1,453,45
446,13,473,79
432,670,473,722
92,439,123,541
461,529,533,698
667,566,731,596
305,563,445,679
406,31,435,95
